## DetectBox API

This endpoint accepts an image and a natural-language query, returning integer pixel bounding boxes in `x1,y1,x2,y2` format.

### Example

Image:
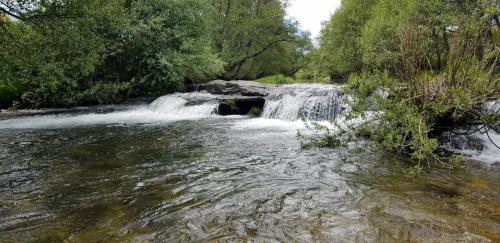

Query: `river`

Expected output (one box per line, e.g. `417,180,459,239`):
0,85,499,242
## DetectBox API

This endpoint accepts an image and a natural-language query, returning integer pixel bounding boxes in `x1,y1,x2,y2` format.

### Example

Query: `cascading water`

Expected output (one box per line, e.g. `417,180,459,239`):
484,99,500,115
443,99,500,165
262,84,348,121
0,92,219,129
0,84,497,165
259,84,498,165
149,92,218,117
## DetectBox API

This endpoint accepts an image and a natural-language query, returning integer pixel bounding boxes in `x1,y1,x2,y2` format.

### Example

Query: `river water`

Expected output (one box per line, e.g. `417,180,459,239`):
0,86,499,242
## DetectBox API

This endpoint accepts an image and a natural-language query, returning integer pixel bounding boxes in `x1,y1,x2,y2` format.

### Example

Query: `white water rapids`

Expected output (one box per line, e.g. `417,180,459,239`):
262,84,347,121
0,93,219,129
0,84,498,165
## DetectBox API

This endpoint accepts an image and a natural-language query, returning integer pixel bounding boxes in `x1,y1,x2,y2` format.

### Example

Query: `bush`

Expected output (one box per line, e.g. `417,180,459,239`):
257,75,295,84
305,0,500,173
80,82,132,105
248,106,262,117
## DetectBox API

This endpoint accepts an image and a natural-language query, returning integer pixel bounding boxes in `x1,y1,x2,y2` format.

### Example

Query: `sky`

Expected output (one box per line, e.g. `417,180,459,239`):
287,0,342,40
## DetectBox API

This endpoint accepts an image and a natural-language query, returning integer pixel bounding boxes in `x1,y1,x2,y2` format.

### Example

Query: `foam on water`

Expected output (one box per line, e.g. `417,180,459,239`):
0,108,173,129
232,118,305,131
0,86,497,166
443,129,500,165
0,93,218,129
149,92,218,116
484,99,500,114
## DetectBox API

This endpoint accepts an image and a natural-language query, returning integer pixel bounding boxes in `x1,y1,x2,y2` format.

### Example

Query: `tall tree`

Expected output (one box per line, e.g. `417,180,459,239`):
210,0,310,79
317,0,378,80
123,0,223,95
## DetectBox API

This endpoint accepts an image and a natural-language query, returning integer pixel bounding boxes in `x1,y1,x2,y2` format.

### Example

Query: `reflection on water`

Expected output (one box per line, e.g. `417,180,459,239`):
0,111,499,242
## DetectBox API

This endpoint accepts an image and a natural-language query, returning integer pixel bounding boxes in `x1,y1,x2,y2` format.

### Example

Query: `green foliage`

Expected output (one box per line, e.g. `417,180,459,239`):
127,0,223,96
257,74,330,85
0,0,128,108
408,165,423,177
482,114,500,129
297,120,354,150
295,69,330,83
248,106,262,117
360,0,405,70
223,99,236,106
0,0,313,109
317,0,378,79
442,155,466,170
309,0,500,172
257,75,295,85
210,0,313,80
80,82,131,105
0,0,227,108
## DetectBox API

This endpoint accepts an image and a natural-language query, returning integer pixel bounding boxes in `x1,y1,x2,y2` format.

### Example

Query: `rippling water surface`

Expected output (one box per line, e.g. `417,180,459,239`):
0,105,499,242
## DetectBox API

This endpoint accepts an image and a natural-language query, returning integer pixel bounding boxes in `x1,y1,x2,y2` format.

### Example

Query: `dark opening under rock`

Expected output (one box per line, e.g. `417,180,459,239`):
217,96,265,116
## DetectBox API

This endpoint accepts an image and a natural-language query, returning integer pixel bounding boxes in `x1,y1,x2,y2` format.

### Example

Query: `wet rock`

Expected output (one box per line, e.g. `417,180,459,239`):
217,96,265,116
424,183,461,198
205,80,270,97
206,80,269,116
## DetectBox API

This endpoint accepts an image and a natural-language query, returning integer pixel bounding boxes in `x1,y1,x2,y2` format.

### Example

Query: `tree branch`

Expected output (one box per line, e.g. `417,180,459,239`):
0,6,23,20
227,37,290,71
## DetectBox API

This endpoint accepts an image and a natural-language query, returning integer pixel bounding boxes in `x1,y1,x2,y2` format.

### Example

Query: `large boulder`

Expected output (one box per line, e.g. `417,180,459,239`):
204,80,271,116
205,80,271,97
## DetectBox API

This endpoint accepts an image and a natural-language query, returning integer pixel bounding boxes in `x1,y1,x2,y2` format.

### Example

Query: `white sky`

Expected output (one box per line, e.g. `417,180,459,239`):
287,0,342,39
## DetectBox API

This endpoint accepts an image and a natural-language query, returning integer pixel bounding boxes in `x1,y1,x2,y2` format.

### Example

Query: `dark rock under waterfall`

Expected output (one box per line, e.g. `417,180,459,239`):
205,80,270,116
204,80,348,119
217,96,266,116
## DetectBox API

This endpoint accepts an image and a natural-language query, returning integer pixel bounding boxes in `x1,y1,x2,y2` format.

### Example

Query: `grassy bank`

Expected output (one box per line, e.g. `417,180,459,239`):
256,75,331,85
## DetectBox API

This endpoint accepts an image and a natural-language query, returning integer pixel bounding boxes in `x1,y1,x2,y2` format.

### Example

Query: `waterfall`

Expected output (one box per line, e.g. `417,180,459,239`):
484,99,500,115
0,92,219,129
262,84,347,121
442,99,500,165
443,129,500,165
149,92,218,117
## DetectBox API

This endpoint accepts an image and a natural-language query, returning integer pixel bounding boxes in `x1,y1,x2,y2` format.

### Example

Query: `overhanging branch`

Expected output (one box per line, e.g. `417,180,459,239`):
227,37,291,71
0,6,23,20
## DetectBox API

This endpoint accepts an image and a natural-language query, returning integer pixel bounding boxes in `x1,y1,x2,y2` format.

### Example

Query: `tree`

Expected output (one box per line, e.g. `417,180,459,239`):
123,0,223,95
311,0,499,169
0,0,129,107
318,0,378,80
210,0,310,79
0,0,225,108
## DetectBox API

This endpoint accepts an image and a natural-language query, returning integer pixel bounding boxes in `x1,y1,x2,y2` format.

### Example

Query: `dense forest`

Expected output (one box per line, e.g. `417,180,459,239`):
0,0,312,108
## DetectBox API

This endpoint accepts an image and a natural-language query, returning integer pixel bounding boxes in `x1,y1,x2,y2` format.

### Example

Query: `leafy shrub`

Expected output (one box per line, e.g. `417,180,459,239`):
303,0,500,174
80,82,132,105
248,106,262,117
257,75,295,84
223,99,236,106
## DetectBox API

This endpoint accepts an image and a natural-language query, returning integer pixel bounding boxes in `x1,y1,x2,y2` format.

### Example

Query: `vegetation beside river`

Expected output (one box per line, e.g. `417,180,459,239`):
0,0,312,109
304,0,500,170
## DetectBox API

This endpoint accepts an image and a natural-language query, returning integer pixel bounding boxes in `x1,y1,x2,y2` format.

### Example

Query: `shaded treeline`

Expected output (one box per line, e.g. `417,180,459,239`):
0,0,312,108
